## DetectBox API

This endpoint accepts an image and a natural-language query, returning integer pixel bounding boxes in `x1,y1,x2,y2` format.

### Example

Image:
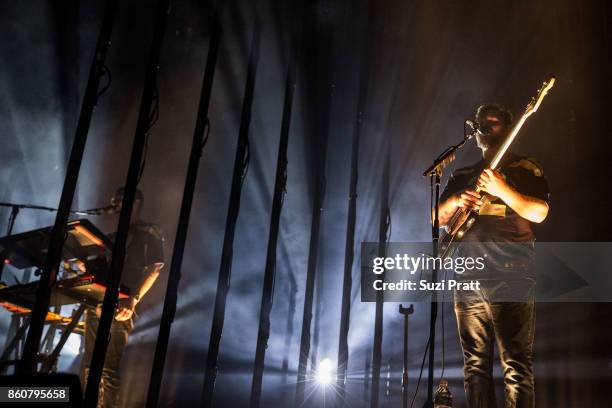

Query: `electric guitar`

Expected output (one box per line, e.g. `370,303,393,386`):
438,75,556,258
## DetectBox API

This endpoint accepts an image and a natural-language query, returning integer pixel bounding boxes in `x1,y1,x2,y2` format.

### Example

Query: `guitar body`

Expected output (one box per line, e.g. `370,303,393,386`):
436,75,555,259
438,207,476,258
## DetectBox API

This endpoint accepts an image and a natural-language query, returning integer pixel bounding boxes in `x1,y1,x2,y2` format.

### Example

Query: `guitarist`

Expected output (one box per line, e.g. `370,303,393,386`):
438,104,549,407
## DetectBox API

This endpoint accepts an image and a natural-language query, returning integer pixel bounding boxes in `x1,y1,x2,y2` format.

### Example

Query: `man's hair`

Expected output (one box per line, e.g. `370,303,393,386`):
113,187,144,203
475,104,513,127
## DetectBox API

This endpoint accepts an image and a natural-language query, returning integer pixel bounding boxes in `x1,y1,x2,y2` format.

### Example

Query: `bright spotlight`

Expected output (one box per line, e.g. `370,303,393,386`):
315,358,334,385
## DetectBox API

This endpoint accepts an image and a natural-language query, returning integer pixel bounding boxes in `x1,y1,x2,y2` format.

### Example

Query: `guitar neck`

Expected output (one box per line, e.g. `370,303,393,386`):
489,75,555,170
489,113,530,170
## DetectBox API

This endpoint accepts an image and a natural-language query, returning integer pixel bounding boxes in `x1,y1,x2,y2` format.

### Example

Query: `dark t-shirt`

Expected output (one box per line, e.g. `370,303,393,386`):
440,153,549,278
108,220,164,295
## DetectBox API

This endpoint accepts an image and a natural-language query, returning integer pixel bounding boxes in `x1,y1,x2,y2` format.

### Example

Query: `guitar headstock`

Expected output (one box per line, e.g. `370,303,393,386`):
524,75,555,116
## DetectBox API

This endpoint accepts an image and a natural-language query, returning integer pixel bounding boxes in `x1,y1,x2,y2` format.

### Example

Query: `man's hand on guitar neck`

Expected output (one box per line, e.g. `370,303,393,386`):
477,168,511,198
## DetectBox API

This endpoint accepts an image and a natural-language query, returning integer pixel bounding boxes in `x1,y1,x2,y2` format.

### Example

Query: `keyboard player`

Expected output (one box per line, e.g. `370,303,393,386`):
80,187,164,408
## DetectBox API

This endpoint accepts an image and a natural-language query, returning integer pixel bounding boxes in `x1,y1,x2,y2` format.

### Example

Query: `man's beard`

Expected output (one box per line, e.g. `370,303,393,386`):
476,131,504,149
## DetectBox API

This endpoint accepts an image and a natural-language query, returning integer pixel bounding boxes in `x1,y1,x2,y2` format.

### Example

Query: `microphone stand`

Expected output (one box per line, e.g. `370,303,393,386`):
399,304,414,408
0,202,113,216
421,126,473,407
422,130,473,178
0,202,26,281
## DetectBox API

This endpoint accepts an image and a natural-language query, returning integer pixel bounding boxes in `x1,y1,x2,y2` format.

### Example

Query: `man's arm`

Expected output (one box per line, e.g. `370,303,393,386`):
134,262,163,301
115,262,163,321
477,168,549,223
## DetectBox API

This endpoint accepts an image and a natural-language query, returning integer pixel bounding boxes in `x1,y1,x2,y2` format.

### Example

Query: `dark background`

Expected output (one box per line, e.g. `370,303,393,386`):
1,0,611,406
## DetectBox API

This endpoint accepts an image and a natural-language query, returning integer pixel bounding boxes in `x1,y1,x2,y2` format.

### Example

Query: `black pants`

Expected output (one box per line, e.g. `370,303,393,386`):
80,308,133,408
454,281,535,408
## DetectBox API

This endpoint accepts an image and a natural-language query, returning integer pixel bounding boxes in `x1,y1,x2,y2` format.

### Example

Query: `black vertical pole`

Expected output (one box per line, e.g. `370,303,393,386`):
146,6,222,408
363,347,371,402
280,265,297,398
294,10,334,406
295,129,329,404
295,144,327,398
249,9,301,408
367,1,412,398
425,172,441,407
310,241,325,372
201,10,260,408
370,138,390,408
17,0,119,374
335,106,362,405
336,2,373,401
83,0,171,406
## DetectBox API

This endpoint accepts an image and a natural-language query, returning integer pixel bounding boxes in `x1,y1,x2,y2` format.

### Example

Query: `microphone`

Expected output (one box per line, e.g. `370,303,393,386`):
465,119,493,136
465,119,478,139
73,205,116,216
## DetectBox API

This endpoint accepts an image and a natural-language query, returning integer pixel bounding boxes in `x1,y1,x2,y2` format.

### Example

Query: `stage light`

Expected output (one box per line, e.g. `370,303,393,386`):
315,358,334,385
